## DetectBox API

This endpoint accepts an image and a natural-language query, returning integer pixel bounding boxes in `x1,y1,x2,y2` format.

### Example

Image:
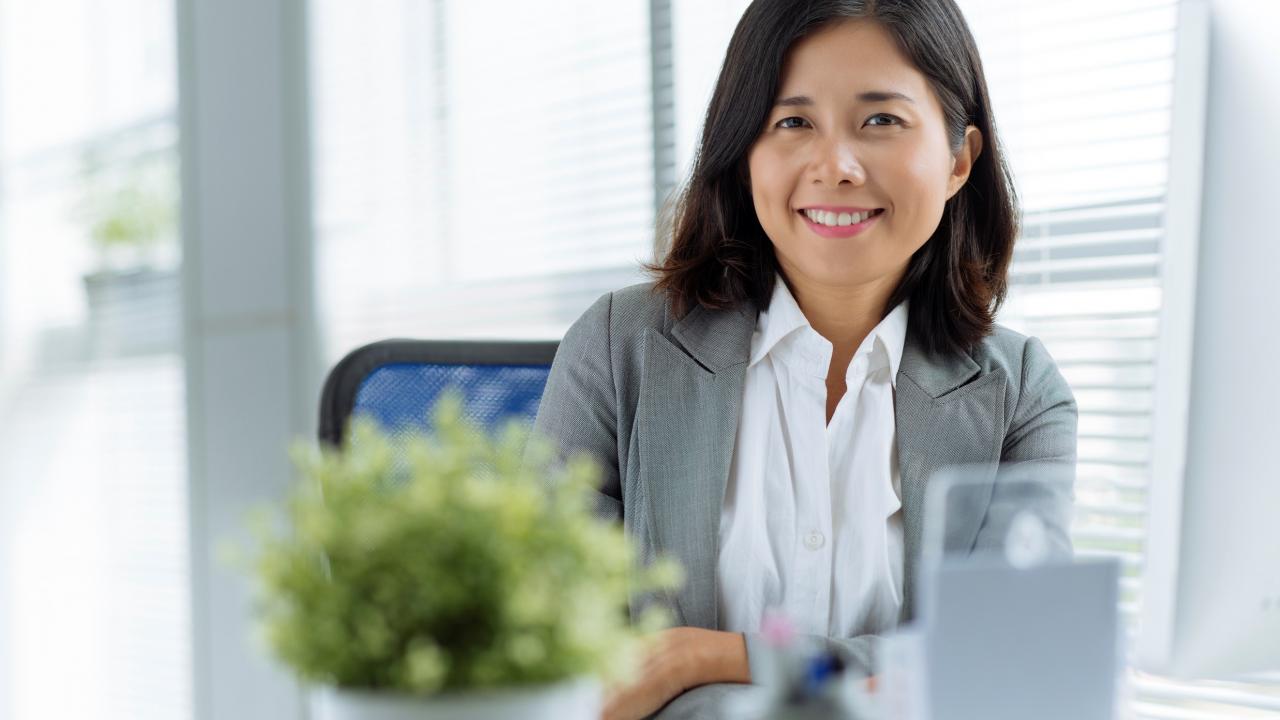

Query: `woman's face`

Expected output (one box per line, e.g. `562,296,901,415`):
747,19,981,296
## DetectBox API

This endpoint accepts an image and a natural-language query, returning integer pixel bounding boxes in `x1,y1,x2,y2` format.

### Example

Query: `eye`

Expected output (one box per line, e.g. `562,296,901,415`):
865,113,902,127
775,116,811,130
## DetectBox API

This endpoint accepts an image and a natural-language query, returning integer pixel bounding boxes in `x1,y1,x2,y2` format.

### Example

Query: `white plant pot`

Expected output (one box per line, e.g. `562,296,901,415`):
311,676,603,720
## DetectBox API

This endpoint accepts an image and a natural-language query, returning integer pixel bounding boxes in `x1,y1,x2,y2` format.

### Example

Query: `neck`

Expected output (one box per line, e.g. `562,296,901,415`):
782,271,902,357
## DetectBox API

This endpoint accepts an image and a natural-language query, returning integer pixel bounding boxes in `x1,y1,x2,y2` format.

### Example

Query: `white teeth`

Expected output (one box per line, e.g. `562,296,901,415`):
803,209,878,227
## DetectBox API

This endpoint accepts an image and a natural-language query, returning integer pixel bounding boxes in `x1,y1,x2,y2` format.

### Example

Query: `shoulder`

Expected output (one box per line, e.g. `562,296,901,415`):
970,324,1076,414
552,283,674,402
549,282,679,444
970,324,1044,376
563,281,675,347
609,282,677,334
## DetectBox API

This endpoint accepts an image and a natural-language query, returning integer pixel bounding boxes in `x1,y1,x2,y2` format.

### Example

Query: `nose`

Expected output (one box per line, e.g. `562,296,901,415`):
809,135,867,187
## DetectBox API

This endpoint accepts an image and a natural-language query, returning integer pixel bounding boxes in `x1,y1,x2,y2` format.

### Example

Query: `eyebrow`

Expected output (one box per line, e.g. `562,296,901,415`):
774,91,916,107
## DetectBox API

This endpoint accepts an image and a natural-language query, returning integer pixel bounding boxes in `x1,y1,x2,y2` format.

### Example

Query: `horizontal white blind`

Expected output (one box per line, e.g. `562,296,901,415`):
961,0,1280,715
311,0,656,358
0,0,190,718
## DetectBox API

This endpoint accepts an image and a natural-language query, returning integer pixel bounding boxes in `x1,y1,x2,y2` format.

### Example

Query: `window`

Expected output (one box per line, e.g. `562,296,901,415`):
961,0,1280,714
311,0,664,357
0,1,190,718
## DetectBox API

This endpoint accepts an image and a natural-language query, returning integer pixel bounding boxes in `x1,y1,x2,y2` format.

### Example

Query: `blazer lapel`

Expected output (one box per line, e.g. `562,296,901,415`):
633,302,754,630
895,333,1007,619
632,301,1008,629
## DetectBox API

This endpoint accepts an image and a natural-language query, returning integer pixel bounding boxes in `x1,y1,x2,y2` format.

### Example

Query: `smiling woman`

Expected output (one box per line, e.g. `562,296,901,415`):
654,0,1016,359
749,19,983,333
531,1,1076,719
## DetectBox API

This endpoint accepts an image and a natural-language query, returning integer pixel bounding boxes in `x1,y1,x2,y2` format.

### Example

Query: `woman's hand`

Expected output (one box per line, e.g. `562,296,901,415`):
600,627,698,720
600,627,749,720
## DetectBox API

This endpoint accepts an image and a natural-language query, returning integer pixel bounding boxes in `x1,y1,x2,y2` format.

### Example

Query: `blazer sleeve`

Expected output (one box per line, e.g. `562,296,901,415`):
975,335,1079,559
531,291,624,523
743,336,1078,682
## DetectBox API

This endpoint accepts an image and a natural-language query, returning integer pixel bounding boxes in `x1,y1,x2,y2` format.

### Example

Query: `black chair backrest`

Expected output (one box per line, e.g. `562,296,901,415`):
318,339,559,447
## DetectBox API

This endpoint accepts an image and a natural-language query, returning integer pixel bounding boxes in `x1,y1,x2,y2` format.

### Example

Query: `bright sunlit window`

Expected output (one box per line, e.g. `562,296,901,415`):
0,1,190,719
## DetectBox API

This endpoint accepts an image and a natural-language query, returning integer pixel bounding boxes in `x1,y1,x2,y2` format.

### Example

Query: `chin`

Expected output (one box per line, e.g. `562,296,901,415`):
781,245,877,281
790,262,886,290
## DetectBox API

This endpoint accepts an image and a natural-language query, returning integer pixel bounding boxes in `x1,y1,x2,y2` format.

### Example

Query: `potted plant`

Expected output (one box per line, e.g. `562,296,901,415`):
75,146,181,357
246,394,681,720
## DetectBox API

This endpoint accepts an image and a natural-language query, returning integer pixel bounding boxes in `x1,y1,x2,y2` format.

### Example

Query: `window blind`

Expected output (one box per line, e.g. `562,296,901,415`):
0,0,190,718
959,0,1280,715
311,0,662,357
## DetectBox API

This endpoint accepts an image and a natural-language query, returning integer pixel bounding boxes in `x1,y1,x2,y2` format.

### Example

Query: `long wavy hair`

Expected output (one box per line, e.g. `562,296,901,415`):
649,0,1018,356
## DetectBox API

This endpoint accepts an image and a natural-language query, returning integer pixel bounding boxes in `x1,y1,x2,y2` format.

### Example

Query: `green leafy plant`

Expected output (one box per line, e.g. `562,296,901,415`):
75,146,178,264
87,180,175,252
247,393,681,695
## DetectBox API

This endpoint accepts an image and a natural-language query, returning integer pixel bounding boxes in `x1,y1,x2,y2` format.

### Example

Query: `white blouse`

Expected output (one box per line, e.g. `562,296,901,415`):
717,275,908,639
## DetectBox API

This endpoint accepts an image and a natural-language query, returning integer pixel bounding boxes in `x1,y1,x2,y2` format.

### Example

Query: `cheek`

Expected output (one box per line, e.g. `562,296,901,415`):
884,146,953,224
748,147,797,219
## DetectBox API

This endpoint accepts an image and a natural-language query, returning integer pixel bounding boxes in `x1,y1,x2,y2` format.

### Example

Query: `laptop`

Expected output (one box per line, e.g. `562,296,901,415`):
912,465,1123,720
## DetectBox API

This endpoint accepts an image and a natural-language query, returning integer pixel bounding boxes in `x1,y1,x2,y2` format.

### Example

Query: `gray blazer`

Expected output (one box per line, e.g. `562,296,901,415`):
532,282,1077,681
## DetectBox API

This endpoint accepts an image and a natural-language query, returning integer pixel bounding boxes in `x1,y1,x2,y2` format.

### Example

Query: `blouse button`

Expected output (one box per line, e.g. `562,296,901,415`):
803,531,825,550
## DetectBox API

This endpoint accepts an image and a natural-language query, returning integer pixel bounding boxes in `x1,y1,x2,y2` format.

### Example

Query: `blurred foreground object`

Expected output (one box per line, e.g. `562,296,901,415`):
727,609,879,719
247,393,682,720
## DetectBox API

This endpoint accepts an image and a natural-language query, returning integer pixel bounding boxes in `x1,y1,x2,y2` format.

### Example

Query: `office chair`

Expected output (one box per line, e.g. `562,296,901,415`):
318,339,559,447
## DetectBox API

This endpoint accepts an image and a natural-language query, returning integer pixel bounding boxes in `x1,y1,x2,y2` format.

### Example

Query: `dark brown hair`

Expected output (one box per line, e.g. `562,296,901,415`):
649,0,1017,357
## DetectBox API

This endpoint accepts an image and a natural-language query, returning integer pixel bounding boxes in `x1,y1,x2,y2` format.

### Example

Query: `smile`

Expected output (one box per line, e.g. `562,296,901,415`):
798,207,884,238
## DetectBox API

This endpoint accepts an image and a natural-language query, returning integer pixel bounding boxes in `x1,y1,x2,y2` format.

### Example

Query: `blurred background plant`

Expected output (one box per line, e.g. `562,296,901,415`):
245,393,682,695
66,142,182,360
75,143,179,272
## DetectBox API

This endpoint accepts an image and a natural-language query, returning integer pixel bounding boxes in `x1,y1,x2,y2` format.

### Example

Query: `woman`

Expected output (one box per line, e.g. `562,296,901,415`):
533,1,1077,717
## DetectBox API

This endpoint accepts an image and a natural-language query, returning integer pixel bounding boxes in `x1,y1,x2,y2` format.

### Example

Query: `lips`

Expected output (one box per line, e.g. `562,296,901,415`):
797,207,884,238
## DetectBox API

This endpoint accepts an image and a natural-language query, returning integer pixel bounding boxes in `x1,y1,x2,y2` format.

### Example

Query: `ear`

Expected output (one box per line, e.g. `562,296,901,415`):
946,125,983,200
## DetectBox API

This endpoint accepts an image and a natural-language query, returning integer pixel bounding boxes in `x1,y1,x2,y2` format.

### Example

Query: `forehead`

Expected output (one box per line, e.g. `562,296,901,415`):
777,19,930,98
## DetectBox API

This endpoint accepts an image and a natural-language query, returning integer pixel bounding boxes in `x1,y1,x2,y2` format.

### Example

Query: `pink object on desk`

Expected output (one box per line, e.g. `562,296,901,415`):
759,609,796,648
